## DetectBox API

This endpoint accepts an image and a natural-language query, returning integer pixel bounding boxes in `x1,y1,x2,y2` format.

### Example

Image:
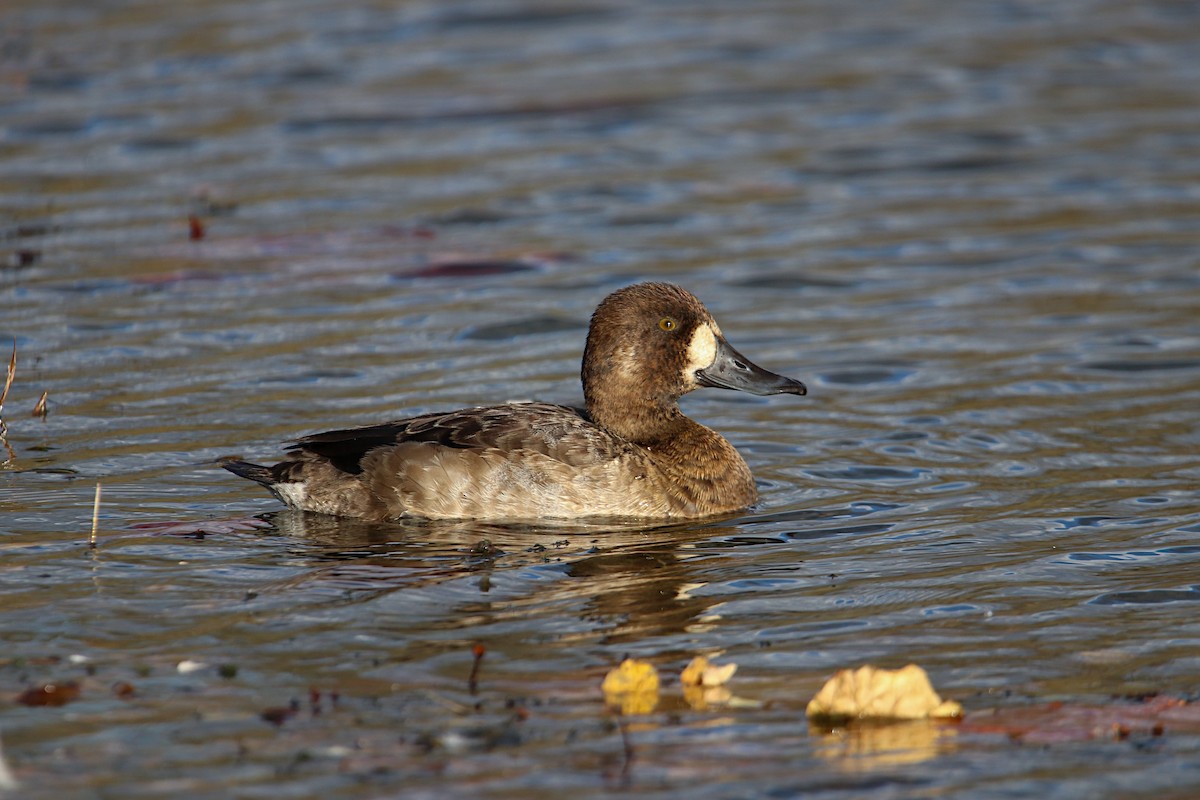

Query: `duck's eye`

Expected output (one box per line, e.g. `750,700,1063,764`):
659,317,678,332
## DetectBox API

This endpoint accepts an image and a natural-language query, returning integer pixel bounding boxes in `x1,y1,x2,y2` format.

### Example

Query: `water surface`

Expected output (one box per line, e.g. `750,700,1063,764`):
2,1,1199,797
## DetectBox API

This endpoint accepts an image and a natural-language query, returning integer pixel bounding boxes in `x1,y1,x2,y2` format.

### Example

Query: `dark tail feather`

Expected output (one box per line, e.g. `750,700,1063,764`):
222,459,277,488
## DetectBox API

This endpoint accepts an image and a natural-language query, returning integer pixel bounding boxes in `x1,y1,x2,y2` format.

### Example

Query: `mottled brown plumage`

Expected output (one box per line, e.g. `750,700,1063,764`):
223,282,806,521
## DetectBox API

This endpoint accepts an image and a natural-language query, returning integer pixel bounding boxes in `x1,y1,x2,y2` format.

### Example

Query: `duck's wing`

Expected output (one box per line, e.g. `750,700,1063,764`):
228,401,677,520
289,401,628,474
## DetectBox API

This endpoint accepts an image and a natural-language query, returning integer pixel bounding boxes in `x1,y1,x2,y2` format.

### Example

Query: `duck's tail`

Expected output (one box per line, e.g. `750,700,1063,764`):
222,456,383,519
221,459,277,488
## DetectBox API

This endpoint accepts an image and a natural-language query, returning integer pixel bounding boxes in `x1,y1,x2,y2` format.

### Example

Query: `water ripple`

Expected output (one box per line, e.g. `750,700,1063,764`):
3,0,1200,797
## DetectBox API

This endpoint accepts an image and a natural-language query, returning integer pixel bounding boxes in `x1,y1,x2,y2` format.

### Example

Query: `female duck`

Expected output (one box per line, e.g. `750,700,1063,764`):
224,282,806,521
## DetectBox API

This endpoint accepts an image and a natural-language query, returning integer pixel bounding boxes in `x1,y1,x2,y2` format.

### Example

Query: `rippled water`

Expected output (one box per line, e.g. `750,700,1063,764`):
3,0,1200,797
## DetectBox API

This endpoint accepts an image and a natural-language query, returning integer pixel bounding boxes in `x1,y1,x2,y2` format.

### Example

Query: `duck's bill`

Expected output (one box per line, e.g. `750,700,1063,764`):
696,337,807,396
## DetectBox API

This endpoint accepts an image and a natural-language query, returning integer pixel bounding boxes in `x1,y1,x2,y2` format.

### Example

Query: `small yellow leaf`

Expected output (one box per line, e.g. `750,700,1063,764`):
806,664,962,721
602,658,660,715
602,658,659,694
681,655,738,687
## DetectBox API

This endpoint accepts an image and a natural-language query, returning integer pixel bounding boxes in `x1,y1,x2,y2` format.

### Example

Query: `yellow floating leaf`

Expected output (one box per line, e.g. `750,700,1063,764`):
805,664,963,721
602,658,660,715
602,658,659,694
681,655,737,687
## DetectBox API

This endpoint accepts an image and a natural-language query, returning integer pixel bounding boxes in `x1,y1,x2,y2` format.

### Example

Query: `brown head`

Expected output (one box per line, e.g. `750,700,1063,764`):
581,282,806,443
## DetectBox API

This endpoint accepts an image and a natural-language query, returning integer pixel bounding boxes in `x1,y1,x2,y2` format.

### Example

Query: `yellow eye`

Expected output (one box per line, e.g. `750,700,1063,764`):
659,317,678,332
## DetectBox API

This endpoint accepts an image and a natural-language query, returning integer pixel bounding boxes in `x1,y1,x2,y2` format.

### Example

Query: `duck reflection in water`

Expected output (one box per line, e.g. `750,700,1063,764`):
261,507,852,645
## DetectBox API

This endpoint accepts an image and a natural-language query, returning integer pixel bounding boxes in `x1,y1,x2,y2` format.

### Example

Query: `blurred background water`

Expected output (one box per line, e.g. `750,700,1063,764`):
2,0,1199,797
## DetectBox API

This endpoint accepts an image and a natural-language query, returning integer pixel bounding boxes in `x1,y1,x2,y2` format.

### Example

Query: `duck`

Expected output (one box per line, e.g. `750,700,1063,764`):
223,282,806,521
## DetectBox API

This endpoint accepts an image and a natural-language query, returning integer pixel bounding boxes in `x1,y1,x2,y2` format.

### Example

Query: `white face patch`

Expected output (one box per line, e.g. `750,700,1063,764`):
685,323,719,377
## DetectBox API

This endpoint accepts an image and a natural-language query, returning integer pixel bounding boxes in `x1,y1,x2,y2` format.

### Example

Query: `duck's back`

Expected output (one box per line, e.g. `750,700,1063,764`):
233,402,681,521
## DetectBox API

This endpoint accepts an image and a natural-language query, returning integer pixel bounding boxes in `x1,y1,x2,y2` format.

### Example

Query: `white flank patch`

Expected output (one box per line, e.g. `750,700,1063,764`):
274,482,308,509
685,323,718,375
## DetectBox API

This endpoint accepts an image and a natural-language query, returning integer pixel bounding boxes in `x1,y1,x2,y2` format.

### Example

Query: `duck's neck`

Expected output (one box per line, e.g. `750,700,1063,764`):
587,391,688,447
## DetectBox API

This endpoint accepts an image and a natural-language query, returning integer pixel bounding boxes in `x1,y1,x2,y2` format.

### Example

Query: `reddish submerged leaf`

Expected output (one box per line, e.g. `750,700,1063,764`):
399,259,538,279
261,700,300,727
188,215,206,241
960,695,1200,743
17,682,80,707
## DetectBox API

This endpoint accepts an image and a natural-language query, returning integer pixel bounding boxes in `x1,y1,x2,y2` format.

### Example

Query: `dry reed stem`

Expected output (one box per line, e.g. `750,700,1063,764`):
0,339,15,422
0,339,14,460
90,482,102,548
0,732,18,792
32,390,48,418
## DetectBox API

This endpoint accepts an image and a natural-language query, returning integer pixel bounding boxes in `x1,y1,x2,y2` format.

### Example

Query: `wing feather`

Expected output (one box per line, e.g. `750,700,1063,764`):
288,402,629,475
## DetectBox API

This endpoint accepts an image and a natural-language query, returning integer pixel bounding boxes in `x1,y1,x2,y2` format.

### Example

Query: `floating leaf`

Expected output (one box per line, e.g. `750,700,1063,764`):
806,664,962,722
398,259,536,279
679,655,739,710
261,700,300,727
681,655,737,687
959,694,1200,743
188,215,206,241
602,658,659,715
16,681,80,707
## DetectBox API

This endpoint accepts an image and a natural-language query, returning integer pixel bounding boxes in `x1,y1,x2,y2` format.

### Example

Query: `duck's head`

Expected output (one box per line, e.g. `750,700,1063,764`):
582,282,806,436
